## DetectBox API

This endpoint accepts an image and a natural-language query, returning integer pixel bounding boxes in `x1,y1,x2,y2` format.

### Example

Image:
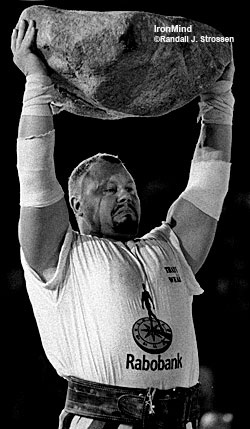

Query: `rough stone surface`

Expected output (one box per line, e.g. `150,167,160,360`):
18,6,232,119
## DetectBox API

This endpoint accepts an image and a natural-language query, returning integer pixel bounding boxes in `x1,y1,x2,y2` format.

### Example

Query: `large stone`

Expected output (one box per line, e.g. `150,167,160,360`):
18,6,232,119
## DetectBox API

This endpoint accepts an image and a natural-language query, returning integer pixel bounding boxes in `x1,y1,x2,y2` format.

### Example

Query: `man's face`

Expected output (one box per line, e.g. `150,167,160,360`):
78,161,141,240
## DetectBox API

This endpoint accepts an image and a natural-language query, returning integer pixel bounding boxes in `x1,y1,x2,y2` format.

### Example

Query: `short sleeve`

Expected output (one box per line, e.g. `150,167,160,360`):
20,223,73,295
142,222,204,296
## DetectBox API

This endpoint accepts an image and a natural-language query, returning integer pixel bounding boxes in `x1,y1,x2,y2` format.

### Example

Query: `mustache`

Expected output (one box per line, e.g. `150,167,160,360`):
111,202,137,218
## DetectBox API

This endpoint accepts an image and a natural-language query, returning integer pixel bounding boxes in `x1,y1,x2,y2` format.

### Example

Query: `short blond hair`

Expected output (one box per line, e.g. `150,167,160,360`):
68,153,122,202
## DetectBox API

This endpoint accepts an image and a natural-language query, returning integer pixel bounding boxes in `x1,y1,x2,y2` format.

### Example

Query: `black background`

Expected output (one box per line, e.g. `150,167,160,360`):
3,1,247,428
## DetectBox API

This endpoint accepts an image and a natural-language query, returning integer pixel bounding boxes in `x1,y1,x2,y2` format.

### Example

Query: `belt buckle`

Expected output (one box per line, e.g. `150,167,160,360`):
144,387,156,415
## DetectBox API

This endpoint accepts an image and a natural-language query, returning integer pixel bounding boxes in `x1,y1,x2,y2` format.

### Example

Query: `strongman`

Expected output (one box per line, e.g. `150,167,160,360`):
11,18,234,429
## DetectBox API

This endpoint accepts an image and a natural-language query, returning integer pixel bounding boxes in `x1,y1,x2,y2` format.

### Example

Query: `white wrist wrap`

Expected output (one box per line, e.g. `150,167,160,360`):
180,159,231,220
197,80,235,125
17,130,64,207
22,74,56,116
22,73,64,116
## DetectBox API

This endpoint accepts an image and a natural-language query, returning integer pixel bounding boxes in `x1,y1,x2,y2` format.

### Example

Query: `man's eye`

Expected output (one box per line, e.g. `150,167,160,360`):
126,186,135,193
104,188,116,194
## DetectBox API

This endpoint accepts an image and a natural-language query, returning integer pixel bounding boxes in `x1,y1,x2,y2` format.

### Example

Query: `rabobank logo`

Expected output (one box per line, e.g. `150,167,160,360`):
132,317,172,354
127,283,183,373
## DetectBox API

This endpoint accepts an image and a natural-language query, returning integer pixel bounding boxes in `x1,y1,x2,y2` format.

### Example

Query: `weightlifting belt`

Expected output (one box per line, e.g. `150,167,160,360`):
60,377,201,428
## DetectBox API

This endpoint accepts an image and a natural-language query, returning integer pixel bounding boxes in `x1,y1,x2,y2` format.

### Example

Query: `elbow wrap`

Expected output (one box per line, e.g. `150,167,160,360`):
17,130,64,207
180,160,231,220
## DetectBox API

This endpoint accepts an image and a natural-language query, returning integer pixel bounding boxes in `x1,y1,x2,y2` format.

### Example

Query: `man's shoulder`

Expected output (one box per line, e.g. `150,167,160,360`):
140,222,172,243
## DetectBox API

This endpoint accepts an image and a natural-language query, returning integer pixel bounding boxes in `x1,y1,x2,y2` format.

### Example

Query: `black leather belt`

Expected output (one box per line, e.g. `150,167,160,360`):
61,377,201,429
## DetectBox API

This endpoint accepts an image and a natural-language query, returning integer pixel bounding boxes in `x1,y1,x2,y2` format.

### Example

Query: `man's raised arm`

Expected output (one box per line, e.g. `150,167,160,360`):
12,19,69,281
167,56,235,274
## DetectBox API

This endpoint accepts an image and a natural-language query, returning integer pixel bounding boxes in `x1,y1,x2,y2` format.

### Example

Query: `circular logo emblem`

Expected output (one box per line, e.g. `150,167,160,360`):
132,317,173,354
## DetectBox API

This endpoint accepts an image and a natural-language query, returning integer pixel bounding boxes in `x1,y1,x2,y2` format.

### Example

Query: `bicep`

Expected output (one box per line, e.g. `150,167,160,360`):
18,197,69,277
167,197,217,274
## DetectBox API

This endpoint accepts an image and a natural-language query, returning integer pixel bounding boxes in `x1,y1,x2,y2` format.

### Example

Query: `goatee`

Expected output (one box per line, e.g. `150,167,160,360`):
113,215,138,235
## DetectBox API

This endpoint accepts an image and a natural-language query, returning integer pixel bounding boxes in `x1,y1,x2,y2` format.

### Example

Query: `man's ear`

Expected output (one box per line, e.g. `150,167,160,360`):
70,196,83,216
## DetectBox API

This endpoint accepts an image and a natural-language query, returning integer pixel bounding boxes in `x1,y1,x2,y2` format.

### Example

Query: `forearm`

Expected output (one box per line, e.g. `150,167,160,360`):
18,73,55,139
178,72,234,221
17,74,64,208
194,123,232,162
18,114,54,138
193,68,234,163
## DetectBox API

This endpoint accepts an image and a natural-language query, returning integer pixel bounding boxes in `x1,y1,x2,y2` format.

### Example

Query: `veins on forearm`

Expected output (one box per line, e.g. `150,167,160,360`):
194,123,232,162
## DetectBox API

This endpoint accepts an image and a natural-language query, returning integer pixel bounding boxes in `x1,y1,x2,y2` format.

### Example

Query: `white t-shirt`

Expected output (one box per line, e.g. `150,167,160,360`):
21,221,203,391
